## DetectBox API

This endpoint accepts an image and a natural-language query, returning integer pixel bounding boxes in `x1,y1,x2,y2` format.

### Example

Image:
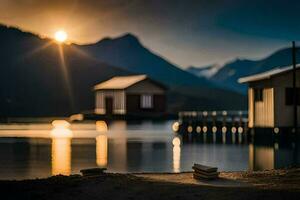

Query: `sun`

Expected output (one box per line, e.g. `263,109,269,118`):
54,30,68,42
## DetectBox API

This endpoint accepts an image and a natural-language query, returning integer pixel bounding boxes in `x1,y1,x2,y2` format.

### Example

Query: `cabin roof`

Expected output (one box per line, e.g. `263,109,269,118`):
94,75,148,90
238,65,300,83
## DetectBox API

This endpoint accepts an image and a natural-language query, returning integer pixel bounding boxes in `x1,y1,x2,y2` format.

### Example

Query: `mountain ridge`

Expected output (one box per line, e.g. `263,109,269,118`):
186,64,221,79
188,47,300,94
0,24,246,117
79,33,215,87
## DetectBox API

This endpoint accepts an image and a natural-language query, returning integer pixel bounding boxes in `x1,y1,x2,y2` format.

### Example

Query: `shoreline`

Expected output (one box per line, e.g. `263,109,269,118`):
135,168,300,190
0,168,299,200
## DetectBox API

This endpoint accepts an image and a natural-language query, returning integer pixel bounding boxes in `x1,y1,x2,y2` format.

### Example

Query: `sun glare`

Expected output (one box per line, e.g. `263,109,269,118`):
54,30,68,42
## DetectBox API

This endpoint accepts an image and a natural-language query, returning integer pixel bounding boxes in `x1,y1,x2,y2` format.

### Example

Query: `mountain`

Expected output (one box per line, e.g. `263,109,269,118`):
187,48,300,94
209,48,300,93
186,64,221,79
0,25,246,117
78,33,216,87
0,25,131,117
77,34,246,110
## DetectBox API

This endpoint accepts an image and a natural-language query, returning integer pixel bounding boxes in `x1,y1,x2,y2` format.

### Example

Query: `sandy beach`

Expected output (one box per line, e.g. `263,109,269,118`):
0,168,299,200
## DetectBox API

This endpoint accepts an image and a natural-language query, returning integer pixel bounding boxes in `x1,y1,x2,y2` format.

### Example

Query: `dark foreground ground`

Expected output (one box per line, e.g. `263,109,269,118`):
0,169,300,200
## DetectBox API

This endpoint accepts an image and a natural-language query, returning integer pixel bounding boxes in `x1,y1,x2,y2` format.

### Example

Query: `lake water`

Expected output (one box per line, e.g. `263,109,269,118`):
0,120,299,180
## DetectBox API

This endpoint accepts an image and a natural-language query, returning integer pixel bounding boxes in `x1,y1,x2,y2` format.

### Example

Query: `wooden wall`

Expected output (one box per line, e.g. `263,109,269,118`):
126,94,166,114
248,69,300,128
95,90,126,114
248,88,274,128
94,79,167,115
248,88,254,128
126,79,165,94
273,70,300,127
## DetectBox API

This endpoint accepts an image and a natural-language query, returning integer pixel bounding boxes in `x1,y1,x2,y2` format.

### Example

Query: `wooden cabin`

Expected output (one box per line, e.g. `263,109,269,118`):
94,75,167,116
238,65,300,128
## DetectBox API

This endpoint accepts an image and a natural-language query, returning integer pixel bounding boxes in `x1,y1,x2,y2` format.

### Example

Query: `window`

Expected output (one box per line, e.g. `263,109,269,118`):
254,88,263,102
141,94,153,108
285,88,300,105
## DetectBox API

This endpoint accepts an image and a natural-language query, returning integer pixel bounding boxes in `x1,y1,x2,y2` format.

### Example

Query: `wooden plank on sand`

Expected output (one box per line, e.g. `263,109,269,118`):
193,164,217,172
193,173,218,180
192,168,219,176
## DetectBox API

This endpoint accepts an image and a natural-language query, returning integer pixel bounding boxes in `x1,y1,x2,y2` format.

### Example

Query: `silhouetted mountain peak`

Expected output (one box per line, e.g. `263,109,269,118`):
0,24,34,38
97,37,112,43
95,33,142,49
82,32,218,87
118,33,140,42
208,46,300,94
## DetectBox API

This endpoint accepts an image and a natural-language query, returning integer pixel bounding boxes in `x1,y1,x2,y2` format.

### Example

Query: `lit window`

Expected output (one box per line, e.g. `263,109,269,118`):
141,95,153,108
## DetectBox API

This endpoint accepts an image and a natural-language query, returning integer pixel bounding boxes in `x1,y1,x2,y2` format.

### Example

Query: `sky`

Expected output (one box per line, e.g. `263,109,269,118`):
0,0,299,68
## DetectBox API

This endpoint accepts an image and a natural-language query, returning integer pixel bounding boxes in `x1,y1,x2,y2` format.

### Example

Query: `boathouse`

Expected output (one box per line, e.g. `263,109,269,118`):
238,65,300,128
94,75,167,116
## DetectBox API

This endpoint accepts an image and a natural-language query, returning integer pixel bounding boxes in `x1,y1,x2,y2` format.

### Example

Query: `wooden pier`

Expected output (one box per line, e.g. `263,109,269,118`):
174,110,249,135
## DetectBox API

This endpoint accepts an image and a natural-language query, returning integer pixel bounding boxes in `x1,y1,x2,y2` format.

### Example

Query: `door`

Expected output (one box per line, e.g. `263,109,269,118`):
105,97,113,115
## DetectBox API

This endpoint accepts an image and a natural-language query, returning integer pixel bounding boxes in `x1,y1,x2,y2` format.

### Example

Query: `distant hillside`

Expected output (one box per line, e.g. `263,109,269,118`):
77,34,246,110
0,25,246,117
79,34,215,87
0,25,131,117
188,48,300,94
212,48,300,93
186,64,221,79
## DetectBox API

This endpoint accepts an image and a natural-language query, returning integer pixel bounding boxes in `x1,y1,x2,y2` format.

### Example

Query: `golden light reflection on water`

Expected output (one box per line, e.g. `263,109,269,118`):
248,144,274,171
51,124,72,176
50,127,73,138
109,120,127,131
51,120,73,138
96,120,108,132
51,137,71,176
222,132,226,144
212,132,216,143
172,137,181,173
96,135,108,168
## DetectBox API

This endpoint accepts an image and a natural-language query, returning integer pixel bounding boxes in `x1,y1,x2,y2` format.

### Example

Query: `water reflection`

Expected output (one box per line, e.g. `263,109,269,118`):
222,131,226,144
96,121,108,132
203,132,207,143
96,135,108,168
127,142,143,171
179,128,300,172
51,137,71,175
249,144,274,170
172,137,181,172
50,120,73,138
249,137,300,171
51,124,72,176
1,121,300,180
212,132,216,143
108,122,128,172
238,132,242,144
231,132,236,143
